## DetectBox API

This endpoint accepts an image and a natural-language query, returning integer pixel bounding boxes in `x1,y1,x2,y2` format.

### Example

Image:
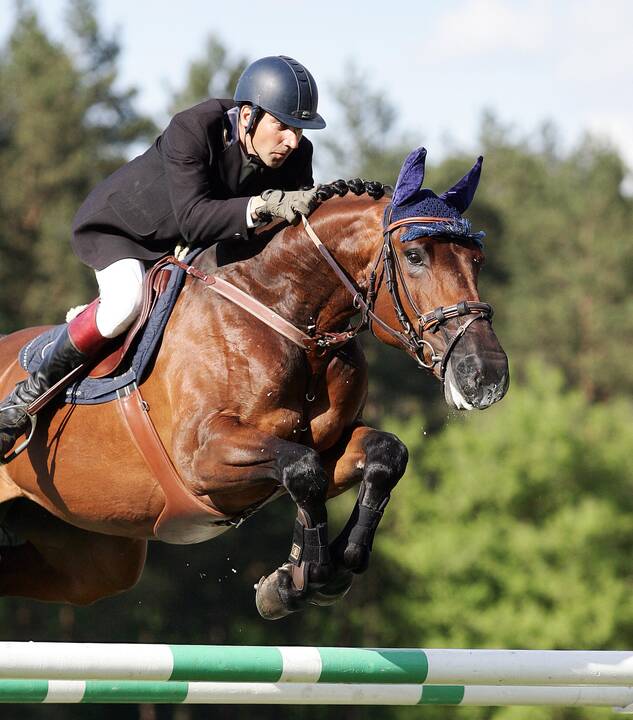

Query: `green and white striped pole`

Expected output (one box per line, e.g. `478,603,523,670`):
2,644,633,685
1,680,633,707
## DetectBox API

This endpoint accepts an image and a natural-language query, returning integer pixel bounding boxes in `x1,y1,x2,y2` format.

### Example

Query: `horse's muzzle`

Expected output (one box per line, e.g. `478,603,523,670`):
443,348,509,410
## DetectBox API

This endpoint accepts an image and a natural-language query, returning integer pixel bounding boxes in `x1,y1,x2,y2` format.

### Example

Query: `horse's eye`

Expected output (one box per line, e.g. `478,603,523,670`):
405,250,425,266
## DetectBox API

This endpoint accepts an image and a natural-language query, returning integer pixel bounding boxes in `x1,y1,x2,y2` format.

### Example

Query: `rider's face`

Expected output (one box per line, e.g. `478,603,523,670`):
240,107,302,168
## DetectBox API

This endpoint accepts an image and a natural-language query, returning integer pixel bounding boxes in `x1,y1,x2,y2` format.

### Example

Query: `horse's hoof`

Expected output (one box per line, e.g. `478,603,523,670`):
309,570,354,606
255,567,296,620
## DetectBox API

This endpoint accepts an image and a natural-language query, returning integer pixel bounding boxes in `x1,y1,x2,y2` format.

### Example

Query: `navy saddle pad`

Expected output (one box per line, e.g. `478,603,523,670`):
19,251,201,405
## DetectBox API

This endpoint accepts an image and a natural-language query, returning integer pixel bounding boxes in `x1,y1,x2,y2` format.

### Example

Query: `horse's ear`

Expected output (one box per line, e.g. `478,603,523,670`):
393,147,427,207
439,156,483,213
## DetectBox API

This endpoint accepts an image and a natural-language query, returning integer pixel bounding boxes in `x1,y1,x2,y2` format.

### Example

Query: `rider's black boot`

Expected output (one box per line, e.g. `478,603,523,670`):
0,300,106,461
0,328,87,458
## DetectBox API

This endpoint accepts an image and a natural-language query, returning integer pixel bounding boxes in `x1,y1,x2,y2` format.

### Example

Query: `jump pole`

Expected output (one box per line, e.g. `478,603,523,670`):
3,644,633,710
2,643,633,686
2,680,633,708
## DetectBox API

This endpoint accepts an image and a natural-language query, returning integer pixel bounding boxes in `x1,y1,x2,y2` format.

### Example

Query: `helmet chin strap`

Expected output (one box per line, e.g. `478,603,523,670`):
244,105,267,167
244,104,261,135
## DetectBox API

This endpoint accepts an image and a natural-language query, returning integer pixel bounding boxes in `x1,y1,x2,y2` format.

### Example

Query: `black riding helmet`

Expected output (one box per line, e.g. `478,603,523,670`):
234,56,326,132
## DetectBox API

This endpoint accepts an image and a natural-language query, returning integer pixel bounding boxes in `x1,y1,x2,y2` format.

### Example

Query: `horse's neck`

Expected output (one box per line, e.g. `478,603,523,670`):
216,198,384,333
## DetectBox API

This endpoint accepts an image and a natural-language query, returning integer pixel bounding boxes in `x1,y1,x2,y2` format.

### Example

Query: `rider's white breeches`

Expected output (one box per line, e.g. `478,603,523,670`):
94,258,145,338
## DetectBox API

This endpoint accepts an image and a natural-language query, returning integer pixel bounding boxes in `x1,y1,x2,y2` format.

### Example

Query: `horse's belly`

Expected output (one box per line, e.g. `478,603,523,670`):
6,402,166,538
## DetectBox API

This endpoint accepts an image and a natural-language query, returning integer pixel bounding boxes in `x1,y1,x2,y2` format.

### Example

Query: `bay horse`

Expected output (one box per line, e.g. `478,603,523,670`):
0,149,508,619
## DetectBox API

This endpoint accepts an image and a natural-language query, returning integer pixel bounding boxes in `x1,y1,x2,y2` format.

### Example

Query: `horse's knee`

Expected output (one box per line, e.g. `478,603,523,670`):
362,430,408,488
280,446,328,504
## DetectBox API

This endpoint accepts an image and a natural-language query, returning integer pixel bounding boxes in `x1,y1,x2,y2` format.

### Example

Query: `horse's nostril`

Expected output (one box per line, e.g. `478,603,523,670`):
455,355,483,384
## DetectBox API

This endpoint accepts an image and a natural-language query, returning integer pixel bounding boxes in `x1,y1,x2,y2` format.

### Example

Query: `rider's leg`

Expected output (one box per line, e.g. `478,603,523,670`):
94,258,145,339
0,259,145,457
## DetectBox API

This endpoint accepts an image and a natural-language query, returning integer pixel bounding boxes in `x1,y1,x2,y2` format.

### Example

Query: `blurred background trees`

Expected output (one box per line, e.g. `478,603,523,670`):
0,0,155,330
2,2,633,720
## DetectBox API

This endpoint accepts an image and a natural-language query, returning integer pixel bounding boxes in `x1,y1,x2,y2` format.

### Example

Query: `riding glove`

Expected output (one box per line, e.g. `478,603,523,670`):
251,188,319,225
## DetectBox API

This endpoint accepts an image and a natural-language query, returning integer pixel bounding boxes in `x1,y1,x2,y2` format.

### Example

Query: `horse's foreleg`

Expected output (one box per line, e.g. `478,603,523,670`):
312,425,408,605
255,442,334,619
191,415,332,620
331,427,408,573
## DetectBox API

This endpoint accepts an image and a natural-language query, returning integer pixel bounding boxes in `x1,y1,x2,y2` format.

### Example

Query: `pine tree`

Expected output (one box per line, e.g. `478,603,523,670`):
0,0,155,331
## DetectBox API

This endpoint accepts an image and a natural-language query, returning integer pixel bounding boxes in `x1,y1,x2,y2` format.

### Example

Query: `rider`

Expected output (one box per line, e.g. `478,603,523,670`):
0,55,326,458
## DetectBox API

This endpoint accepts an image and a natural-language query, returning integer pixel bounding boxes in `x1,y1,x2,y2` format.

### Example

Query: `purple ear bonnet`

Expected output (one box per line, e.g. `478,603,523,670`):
392,147,431,207
439,154,483,213
390,148,485,245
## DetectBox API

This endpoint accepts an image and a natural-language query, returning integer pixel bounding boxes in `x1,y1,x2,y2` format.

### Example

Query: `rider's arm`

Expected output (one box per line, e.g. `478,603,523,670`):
162,111,316,243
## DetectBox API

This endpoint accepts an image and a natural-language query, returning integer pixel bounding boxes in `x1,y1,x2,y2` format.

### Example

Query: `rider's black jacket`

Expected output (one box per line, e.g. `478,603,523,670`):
71,98,314,270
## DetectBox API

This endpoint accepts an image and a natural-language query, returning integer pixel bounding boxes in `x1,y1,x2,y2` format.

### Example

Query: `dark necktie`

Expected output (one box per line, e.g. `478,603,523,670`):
238,153,265,193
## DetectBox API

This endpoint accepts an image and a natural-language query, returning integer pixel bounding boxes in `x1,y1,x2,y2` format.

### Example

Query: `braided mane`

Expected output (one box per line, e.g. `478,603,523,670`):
315,179,392,202
208,180,391,270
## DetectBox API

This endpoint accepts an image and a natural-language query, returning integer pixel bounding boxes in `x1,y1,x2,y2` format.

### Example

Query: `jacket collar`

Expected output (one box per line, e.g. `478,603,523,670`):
224,106,240,147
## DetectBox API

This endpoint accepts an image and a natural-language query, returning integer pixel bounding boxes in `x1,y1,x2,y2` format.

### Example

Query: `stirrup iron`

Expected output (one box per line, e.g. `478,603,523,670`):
0,408,37,464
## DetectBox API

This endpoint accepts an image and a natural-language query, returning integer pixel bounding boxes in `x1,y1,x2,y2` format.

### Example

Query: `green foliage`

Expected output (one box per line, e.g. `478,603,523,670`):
358,362,633,719
471,115,633,401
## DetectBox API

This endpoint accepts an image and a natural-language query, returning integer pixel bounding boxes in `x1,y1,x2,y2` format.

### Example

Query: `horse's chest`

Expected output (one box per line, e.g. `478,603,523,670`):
247,342,366,449
250,385,354,448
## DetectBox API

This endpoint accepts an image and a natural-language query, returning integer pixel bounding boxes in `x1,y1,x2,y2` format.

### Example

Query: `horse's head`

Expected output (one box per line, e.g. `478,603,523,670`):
369,147,509,410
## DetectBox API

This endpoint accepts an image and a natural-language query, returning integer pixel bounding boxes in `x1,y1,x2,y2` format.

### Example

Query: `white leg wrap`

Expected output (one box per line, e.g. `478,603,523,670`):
94,259,145,339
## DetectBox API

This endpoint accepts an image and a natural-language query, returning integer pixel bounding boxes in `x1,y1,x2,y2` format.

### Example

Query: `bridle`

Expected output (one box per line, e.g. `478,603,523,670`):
172,204,494,383
300,207,494,381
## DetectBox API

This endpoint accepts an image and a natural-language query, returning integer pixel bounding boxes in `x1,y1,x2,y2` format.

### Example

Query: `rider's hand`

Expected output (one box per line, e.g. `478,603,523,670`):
250,188,319,225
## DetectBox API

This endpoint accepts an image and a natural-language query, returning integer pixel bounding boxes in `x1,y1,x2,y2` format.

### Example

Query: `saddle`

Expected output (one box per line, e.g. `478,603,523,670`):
20,249,207,407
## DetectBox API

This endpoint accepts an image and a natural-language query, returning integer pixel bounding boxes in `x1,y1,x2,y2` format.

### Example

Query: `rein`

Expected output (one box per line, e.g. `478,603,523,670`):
174,206,494,381
170,254,358,355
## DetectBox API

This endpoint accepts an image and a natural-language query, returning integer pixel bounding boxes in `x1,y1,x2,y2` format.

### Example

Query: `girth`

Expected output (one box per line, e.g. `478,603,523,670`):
116,384,284,544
